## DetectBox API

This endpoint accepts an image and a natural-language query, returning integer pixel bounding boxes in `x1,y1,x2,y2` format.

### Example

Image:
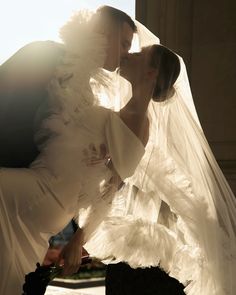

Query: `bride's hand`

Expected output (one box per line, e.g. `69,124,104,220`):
57,228,84,276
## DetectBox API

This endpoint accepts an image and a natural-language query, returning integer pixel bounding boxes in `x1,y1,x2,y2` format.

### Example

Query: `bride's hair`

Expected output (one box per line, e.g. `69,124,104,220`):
150,45,180,102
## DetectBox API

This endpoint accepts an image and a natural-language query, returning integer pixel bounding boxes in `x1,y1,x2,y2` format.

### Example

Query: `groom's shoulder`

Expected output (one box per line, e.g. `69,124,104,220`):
1,40,65,70
18,40,65,58
0,40,65,91
0,40,66,168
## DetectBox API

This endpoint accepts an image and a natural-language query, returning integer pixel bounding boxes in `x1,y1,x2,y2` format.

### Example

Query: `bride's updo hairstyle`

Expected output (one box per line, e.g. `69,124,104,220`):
150,45,180,102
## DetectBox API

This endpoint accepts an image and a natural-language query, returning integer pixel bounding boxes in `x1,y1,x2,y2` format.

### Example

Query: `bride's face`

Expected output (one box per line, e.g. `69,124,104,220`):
119,46,153,83
103,22,134,71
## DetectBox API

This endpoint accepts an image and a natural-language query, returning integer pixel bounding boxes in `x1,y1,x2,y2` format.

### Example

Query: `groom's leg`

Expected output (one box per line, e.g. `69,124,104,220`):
105,262,186,295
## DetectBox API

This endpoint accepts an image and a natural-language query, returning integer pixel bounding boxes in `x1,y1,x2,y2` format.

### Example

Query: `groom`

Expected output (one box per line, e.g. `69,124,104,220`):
0,5,136,168
0,4,136,279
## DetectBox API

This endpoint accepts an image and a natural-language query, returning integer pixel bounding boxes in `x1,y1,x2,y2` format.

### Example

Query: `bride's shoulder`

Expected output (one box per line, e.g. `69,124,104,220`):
82,105,111,122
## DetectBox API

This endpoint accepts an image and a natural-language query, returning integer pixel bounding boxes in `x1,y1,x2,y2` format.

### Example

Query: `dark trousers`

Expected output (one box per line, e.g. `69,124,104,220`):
106,263,186,295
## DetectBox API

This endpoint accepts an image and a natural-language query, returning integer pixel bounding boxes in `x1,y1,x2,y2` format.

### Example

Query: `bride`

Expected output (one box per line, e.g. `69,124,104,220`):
85,21,236,295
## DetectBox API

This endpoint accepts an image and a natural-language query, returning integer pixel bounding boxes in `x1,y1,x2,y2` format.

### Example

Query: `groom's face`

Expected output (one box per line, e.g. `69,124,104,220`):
103,21,134,71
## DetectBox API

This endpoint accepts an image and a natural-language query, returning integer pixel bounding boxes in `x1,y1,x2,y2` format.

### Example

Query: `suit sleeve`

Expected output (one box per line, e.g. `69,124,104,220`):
0,41,64,167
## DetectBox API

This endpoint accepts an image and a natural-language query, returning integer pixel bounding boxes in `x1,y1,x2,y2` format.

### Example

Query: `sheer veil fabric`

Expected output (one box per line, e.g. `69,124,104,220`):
84,21,236,295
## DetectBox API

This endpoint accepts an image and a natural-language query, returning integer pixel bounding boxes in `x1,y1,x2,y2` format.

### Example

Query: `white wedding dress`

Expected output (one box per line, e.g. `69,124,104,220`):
0,10,235,295
0,105,144,295
84,22,236,295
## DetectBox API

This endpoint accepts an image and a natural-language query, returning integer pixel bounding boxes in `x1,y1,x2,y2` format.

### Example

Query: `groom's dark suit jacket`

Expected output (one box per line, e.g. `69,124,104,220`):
0,41,64,167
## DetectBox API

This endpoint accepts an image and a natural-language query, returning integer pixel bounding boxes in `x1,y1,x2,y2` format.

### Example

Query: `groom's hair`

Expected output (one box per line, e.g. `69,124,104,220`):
97,5,137,32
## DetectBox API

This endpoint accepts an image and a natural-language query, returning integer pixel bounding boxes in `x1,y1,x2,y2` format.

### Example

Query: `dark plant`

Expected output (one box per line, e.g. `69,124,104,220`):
22,263,63,295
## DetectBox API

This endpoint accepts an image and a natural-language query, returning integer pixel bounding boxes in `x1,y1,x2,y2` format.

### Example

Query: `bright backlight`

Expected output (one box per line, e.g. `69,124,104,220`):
0,0,135,64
